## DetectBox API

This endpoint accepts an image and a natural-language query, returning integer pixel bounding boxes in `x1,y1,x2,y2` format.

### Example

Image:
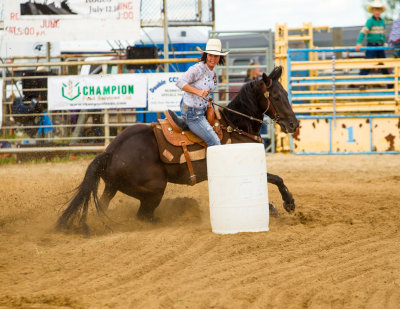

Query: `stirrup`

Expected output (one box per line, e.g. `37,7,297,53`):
189,174,197,186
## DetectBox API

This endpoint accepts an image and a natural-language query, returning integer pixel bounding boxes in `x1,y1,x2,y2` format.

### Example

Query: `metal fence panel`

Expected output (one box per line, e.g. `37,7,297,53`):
1,52,276,155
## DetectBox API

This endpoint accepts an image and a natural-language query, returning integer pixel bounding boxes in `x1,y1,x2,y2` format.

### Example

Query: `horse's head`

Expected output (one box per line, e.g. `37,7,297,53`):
261,67,299,133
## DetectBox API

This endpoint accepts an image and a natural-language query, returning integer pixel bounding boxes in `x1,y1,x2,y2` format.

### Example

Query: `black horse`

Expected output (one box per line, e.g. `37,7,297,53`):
57,66,299,234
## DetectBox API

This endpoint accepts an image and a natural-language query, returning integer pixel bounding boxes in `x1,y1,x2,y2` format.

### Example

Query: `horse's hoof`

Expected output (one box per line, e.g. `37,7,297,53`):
269,204,279,218
283,199,295,213
137,213,159,223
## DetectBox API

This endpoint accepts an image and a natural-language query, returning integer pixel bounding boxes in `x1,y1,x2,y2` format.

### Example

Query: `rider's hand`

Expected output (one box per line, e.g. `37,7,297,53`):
355,44,362,52
197,89,209,98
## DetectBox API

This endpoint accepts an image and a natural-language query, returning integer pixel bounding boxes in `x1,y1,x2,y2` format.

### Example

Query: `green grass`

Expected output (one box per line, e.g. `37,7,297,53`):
0,156,17,165
0,153,97,165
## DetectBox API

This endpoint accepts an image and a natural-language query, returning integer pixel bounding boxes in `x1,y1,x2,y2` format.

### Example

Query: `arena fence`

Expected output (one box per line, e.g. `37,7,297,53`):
283,46,400,155
0,53,276,158
292,114,400,155
287,46,400,115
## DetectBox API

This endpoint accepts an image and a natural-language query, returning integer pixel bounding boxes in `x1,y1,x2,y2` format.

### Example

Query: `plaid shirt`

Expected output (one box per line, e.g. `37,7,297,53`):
176,62,217,109
389,15,400,44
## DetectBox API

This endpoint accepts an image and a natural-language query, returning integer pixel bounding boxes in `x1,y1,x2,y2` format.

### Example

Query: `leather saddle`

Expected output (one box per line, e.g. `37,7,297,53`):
151,105,224,185
162,106,222,146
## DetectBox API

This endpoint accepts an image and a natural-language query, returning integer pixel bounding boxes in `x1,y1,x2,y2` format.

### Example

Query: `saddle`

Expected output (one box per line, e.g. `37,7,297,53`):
152,105,224,185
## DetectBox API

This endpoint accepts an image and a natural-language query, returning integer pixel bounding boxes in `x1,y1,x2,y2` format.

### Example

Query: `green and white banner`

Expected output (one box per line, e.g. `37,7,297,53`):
147,73,184,112
48,74,147,111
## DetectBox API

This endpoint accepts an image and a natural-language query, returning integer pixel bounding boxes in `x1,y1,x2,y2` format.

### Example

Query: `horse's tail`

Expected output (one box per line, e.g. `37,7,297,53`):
57,152,111,233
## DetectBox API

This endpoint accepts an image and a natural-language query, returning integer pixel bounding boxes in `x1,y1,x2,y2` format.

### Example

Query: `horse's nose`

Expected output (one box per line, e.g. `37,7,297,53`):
289,121,297,130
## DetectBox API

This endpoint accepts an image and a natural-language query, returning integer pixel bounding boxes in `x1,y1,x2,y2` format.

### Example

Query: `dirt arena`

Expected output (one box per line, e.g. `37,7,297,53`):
0,154,399,308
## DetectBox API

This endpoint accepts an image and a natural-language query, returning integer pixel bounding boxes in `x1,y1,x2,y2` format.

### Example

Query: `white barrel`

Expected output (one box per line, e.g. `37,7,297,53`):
207,143,269,234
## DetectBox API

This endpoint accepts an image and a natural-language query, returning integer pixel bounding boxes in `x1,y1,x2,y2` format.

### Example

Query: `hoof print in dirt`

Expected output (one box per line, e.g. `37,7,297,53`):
296,212,312,225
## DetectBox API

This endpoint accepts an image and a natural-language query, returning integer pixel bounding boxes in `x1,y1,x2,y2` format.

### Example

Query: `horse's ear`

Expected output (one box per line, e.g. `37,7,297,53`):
269,66,283,81
262,72,271,86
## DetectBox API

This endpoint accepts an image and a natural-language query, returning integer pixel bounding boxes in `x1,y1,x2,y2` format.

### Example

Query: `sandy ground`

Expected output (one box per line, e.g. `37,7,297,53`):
0,154,399,308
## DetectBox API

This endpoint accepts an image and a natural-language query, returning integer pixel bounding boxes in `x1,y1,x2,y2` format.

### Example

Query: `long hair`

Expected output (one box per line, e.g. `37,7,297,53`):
199,52,225,65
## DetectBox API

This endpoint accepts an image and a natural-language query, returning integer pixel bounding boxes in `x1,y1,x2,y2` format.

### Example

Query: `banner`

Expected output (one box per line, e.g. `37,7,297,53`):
147,73,184,112
48,74,147,111
3,0,140,42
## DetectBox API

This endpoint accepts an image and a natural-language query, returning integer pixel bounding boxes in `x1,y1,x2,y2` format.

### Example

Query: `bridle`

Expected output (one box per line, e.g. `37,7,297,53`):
261,79,280,122
211,79,280,124
210,79,281,143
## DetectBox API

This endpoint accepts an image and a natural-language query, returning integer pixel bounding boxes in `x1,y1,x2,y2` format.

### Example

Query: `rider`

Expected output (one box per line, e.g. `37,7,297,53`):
176,38,229,146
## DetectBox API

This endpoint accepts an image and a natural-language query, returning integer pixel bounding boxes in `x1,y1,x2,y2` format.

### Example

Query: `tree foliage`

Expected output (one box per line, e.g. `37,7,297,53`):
363,0,400,22
385,0,400,21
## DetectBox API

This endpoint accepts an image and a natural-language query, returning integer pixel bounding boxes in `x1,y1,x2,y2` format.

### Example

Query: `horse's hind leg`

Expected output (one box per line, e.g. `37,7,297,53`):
99,184,117,212
137,192,164,222
267,173,295,213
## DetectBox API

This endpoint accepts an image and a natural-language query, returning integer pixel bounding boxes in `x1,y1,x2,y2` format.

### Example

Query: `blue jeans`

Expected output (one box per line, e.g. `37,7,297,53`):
180,100,220,147
394,42,400,58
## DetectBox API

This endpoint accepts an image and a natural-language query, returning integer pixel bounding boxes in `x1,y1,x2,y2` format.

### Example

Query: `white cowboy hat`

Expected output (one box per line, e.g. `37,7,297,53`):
196,38,230,56
367,0,386,13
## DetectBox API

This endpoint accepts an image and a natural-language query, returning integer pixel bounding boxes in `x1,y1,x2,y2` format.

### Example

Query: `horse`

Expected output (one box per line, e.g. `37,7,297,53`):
57,66,299,234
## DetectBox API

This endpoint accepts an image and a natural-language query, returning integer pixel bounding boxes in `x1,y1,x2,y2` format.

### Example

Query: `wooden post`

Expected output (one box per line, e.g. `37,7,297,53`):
332,28,343,59
1,67,6,138
104,110,110,146
225,42,229,105
163,0,169,73
395,66,399,114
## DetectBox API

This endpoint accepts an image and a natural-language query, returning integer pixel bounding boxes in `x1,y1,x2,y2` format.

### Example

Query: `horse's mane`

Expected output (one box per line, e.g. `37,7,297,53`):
224,79,264,133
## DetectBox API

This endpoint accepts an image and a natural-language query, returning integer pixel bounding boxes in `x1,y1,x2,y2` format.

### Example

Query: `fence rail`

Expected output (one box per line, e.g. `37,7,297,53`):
287,46,400,115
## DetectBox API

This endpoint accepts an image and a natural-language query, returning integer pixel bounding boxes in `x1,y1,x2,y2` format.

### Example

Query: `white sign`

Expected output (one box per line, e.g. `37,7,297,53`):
0,79,3,129
48,74,147,111
0,41,61,58
147,73,184,112
3,0,140,42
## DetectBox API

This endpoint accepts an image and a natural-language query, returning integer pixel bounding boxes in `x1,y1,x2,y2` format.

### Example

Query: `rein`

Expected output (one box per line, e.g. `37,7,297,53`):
212,101,264,124
211,79,275,143
219,118,264,143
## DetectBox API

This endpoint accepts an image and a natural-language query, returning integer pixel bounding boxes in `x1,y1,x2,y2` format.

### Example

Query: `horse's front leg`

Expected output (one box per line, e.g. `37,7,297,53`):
267,173,295,213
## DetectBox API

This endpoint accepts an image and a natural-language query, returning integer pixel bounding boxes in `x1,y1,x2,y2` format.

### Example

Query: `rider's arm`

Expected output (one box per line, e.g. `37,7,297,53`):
176,63,208,98
182,84,208,98
356,18,372,50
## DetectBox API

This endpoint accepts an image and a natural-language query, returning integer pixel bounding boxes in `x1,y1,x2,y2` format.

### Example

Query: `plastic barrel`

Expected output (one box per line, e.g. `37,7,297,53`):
207,143,269,234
